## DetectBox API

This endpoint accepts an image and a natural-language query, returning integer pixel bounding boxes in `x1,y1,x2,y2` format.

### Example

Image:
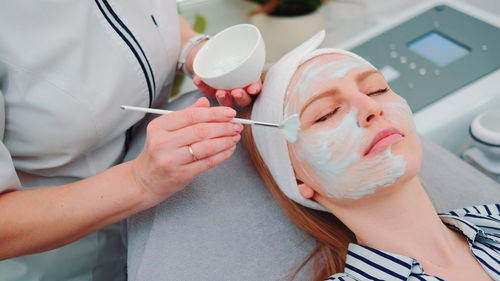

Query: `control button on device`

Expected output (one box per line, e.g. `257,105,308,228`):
379,65,400,83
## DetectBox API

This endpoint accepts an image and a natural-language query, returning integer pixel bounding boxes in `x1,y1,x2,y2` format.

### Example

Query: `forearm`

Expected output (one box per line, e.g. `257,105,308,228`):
0,161,151,260
179,15,198,49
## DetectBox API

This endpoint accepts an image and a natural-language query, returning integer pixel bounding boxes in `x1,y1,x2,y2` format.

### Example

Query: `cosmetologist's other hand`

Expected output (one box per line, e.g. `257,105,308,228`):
193,76,262,107
131,97,243,205
183,35,263,108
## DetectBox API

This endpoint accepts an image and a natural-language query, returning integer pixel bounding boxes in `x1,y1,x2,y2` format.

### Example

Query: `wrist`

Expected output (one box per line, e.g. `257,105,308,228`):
127,158,177,208
185,40,207,77
125,159,158,209
177,34,210,78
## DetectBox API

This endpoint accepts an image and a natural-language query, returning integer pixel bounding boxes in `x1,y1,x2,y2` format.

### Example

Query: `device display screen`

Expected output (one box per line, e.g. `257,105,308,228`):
408,32,469,66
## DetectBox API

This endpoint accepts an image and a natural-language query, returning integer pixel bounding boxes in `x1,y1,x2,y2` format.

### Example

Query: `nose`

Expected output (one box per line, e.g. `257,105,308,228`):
355,93,383,128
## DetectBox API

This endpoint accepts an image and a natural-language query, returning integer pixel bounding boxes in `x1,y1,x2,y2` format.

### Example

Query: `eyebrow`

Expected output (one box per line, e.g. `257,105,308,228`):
299,88,338,118
356,69,381,84
299,69,381,118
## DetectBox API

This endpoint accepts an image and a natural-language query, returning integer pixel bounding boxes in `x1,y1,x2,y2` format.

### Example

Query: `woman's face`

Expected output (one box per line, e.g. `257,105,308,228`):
284,53,422,200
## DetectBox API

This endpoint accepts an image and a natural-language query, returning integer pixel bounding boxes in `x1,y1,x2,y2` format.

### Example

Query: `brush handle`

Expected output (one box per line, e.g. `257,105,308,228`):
231,118,280,128
121,105,280,128
121,105,173,115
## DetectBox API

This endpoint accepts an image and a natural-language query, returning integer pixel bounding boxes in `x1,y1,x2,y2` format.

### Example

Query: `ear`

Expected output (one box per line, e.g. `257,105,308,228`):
296,179,316,199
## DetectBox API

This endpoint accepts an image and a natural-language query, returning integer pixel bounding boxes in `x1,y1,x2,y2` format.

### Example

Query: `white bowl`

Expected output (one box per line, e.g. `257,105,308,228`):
193,24,266,90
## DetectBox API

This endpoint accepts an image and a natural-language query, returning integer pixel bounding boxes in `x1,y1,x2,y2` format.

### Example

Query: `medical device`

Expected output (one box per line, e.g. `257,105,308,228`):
337,0,500,157
463,110,500,183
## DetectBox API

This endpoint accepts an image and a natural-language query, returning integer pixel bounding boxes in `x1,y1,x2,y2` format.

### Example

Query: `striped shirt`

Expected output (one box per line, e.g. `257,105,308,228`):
325,204,500,281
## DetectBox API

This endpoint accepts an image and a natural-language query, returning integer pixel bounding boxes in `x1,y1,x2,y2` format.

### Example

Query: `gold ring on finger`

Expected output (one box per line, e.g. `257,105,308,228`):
188,144,198,162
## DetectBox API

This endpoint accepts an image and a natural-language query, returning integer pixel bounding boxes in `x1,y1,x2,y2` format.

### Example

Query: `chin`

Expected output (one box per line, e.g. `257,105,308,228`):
391,134,422,183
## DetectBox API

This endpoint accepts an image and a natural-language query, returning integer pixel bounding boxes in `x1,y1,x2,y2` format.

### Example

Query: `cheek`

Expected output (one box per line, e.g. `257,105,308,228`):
381,100,422,177
288,142,328,194
289,109,364,192
381,99,416,133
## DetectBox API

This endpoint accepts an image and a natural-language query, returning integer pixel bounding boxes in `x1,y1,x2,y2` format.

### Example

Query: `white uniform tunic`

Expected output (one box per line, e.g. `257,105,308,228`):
0,0,180,279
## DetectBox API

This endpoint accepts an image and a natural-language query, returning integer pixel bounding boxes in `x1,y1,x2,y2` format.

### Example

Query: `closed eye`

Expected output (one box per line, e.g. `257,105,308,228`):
367,87,389,96
315,107,340,123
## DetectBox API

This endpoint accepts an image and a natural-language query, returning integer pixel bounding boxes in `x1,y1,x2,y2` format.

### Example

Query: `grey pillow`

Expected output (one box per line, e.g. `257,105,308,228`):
125,91,499,281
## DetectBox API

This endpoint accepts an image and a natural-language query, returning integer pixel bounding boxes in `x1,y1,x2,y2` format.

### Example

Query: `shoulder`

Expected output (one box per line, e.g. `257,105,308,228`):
440,204,500,217
324,273,358,281
440,204,500,238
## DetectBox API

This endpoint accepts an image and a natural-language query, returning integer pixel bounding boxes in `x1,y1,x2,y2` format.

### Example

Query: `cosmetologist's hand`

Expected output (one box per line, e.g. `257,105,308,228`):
131,97,243,204
184,36,263,108
193,76,262,107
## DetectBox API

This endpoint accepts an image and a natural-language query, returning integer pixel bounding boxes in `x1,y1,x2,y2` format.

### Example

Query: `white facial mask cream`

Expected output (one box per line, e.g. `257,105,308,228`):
284,53,414,200
293,108,407,199
285,58,370,117
382,101,416,132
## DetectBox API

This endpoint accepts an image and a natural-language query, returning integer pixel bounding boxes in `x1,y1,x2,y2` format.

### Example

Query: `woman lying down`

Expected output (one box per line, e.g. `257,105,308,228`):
243,31,499,281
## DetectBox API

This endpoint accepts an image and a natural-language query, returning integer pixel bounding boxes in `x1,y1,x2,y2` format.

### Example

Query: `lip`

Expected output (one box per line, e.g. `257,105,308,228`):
364,127,404,156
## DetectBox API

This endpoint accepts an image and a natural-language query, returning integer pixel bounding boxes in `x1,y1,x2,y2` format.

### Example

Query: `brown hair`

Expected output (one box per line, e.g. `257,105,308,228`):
240,106,356,281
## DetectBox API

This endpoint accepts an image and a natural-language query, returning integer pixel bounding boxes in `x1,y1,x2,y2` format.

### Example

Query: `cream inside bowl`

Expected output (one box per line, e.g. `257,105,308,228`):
193,24,266,90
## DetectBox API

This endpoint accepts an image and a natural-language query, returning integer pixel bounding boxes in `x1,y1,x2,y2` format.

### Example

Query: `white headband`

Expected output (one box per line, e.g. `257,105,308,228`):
251,30,376,211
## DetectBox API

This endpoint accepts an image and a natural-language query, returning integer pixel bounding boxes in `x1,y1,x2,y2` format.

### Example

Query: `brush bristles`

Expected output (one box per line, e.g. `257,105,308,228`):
281,114,300,143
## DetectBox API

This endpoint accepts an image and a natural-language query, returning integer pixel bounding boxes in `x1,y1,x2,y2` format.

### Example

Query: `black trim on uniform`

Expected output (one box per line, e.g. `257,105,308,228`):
94,0,156,107
151,15,158,27
101,0,157,95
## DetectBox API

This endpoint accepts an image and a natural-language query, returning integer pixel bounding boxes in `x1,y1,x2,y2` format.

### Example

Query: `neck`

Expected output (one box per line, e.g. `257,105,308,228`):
320,177,464,267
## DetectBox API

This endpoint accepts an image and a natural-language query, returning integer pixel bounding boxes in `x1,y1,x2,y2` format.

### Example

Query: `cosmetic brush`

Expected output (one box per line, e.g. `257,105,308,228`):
120,105,300,142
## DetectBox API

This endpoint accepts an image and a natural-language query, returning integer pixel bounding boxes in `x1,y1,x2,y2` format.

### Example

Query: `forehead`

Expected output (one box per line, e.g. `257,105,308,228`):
285,53,370,101
289,53,368,89
296,53,352,75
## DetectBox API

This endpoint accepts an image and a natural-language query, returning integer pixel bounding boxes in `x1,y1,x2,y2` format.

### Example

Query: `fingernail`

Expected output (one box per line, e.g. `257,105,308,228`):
217,92,226,100
224,109,236,117
233,134,241,142
233,123,243,131
234,91,242,98
248,85,258,94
